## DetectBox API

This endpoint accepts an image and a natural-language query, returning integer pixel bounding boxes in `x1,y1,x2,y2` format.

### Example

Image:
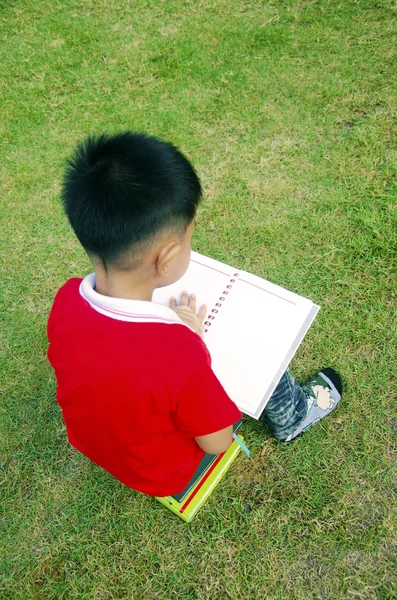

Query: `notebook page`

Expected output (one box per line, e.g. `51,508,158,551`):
204,270,318,417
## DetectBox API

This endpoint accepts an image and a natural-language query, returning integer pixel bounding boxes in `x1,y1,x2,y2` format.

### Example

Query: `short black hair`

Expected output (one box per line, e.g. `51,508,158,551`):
61,131,201,267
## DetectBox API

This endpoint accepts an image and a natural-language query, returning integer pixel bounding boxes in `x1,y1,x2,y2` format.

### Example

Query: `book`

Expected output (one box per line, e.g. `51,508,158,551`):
155,433,244,522
171,420,243,502
153,252,320,420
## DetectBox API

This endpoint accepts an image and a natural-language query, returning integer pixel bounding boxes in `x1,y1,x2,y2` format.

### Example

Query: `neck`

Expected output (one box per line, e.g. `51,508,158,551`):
94,265,156,301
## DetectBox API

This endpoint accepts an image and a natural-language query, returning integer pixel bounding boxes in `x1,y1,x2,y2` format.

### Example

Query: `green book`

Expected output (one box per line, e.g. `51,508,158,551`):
171,420,243,502
155,433,245,523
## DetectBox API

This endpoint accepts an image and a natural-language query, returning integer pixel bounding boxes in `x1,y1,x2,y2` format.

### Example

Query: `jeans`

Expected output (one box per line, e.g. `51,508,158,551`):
261,369,308,441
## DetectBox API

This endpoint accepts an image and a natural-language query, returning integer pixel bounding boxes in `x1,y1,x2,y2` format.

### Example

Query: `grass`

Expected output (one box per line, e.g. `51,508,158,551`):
1,0,396,598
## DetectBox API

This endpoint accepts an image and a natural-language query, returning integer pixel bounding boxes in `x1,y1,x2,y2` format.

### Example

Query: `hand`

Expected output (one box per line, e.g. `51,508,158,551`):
170,291,207,337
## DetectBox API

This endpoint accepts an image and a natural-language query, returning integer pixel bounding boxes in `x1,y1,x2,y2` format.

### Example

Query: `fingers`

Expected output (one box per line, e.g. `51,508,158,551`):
179,291,189,306
171,291,199,311
189,293,196,313
170,293,207,326
197,303,207,324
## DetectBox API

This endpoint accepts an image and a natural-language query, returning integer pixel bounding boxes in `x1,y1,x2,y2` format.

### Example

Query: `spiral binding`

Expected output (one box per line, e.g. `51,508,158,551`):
203,273,240,333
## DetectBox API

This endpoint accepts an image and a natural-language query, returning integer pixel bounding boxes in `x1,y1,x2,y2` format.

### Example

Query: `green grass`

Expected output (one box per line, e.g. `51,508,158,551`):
1,0,396,598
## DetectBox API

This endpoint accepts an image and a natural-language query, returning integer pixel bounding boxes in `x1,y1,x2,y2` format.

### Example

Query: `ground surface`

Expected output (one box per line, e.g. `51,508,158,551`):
1,1,396,598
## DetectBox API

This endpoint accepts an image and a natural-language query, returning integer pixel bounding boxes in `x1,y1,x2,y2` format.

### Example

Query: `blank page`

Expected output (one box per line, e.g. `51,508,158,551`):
203,271,318,417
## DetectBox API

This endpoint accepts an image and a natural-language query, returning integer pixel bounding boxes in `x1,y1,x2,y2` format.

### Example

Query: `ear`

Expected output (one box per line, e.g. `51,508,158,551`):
156,242,182,276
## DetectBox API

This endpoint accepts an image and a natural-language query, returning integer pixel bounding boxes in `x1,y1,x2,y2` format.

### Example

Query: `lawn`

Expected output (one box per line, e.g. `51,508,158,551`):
1,0,396,598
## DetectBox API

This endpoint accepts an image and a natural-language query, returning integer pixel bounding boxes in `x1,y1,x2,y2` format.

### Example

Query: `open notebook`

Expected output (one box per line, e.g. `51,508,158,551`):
153,252,320,419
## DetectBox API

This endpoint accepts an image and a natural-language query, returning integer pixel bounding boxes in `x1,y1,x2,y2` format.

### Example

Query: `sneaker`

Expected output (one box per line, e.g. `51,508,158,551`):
284,368,343,442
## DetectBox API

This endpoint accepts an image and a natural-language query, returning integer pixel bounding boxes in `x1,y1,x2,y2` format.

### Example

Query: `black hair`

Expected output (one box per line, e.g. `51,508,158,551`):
61,131,201,267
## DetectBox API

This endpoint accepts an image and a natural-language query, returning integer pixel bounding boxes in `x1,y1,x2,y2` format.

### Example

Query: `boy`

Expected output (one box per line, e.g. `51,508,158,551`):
47,131,342,498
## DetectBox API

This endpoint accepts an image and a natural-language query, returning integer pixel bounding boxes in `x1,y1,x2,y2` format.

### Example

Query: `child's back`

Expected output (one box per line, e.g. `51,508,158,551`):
47,132,241,496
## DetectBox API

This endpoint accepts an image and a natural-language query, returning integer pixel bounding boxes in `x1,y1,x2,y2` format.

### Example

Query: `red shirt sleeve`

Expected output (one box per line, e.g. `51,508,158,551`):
173,359,242,438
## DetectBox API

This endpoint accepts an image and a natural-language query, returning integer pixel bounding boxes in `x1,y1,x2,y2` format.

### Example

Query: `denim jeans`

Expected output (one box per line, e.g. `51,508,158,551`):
261,369,308,441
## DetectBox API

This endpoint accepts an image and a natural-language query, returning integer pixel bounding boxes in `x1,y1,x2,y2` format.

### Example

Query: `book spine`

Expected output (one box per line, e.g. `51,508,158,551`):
203,272,240,333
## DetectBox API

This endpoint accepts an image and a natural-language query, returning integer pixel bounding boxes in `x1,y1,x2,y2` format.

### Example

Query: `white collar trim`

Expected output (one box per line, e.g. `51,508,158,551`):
79,273,186,326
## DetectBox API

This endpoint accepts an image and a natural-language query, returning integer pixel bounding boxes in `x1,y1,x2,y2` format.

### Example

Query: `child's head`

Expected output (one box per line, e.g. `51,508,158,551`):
62,131,201,280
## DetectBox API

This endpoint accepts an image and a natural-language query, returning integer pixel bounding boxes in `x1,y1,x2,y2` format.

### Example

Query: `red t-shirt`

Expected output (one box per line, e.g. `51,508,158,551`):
47,277,241,496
